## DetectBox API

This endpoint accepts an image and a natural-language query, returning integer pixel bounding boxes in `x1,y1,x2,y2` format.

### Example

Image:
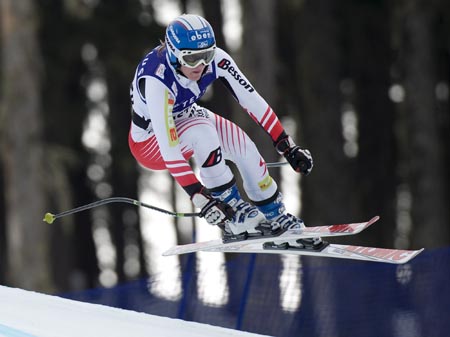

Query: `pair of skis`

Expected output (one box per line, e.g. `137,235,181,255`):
163,216,424,264
42,199,423,264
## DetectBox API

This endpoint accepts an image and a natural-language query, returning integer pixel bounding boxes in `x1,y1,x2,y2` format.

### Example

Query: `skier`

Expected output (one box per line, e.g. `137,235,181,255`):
129,14,321,246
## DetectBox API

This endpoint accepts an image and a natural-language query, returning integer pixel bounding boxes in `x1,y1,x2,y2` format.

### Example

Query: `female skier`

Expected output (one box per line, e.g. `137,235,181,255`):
129,14,319,245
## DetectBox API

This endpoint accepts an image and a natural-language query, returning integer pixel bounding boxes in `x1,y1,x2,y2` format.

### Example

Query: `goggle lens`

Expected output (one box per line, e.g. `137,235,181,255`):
180,47,215,68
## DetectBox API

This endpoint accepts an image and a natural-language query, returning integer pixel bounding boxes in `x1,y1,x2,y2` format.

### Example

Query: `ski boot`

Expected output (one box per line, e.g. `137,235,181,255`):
256,192,325,250
211,183,281,242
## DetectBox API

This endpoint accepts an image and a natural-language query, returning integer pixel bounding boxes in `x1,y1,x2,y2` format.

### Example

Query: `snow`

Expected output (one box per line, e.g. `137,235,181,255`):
0,286,270,337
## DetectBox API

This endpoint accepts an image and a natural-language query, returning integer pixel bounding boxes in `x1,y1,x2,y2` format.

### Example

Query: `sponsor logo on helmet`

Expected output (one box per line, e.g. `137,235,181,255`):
218,58,255,93
197,41,209,48
188,30,212,41
166,38,176,53
169,26,180,43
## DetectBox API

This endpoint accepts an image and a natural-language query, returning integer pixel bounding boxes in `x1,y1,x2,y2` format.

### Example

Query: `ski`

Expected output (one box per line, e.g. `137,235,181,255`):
163,216,379,256
198,241,424,264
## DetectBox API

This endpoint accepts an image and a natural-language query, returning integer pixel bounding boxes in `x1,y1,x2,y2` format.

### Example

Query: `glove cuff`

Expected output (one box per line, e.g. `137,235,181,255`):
275,136,295,155
191,187,210,209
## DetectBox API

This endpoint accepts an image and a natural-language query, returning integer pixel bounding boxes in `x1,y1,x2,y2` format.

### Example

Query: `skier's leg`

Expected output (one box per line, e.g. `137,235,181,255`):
175,109,234,188
211,112,322,244
176,105,278,236
211,113,278,202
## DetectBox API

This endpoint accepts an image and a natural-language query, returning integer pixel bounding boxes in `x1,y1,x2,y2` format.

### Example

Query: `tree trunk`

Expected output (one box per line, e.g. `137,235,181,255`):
297,0,351,224
346,0,397,247
240,0,279,168
1,0,53,291
0,15,5,282
291,1,342,335
235,1,283,333
400,0,449,248
200,0,234,121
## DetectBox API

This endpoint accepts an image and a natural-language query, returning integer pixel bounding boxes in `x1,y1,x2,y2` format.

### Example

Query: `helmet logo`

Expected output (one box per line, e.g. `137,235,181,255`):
197,41,209,48
188,30,212,41
166,38,176,53
169,26,180,43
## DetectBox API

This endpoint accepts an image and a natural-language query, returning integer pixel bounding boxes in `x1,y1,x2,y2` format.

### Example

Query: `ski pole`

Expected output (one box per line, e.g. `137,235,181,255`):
43,197,200,224
266,161,289,168
43,162,289,224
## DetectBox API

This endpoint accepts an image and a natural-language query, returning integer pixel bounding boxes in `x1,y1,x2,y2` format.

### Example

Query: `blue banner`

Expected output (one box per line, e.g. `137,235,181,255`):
63,247,449,337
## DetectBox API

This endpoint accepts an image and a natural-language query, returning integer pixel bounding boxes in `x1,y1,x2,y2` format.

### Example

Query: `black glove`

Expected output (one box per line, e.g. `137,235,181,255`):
191,188,235,226
275,136,313,175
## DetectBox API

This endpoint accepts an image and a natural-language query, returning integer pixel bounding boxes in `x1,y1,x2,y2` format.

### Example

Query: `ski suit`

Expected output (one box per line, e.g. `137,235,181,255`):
129,46,284,203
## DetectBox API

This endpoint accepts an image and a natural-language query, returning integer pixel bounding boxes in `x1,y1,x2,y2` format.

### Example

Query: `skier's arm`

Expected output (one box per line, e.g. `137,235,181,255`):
215,48,284,141
215,49,313,175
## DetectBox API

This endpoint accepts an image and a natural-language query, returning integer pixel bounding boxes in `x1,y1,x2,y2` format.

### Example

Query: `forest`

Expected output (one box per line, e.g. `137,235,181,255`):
1,0,449,295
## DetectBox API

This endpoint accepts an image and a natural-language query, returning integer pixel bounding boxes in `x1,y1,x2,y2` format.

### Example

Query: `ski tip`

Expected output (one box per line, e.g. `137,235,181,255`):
416,248,425,255
395,248,425,264
388,247,425,264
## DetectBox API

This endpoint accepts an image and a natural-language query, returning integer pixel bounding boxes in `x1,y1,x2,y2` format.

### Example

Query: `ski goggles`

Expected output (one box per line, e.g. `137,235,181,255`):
178,45,216,68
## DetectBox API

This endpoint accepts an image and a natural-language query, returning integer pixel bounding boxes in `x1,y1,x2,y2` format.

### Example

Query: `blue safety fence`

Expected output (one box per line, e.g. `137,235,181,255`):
62,247,450,337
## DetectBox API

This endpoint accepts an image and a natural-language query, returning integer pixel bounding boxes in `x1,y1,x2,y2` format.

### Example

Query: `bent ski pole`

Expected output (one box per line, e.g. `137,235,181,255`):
43,197,200,224
43,162,288,223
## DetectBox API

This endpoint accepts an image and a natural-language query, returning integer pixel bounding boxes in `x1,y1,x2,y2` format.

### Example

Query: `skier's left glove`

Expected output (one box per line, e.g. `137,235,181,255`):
275,135,313,175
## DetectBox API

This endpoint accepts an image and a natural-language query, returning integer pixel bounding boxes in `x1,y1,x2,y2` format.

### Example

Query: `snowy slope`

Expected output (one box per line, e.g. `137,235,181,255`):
0,286,270,337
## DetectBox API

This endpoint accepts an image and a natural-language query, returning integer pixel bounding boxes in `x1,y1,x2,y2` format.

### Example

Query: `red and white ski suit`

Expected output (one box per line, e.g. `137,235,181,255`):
129,46,285,202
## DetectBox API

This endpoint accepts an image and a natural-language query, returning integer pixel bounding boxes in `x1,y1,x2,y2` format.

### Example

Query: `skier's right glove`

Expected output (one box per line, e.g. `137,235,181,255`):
191,188,235,226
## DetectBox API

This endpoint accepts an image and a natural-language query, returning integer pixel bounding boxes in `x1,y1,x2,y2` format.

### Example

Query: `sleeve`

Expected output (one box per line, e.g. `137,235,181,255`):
144,77,203,196
215,48,285,142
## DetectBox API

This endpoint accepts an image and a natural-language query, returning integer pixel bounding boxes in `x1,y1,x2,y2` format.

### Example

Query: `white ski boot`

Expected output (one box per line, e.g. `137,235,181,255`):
211,183,281,241
256,192,324,249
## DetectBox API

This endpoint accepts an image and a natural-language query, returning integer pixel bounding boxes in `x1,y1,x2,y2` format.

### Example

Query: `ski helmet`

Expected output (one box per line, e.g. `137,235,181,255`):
165,14,216,69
